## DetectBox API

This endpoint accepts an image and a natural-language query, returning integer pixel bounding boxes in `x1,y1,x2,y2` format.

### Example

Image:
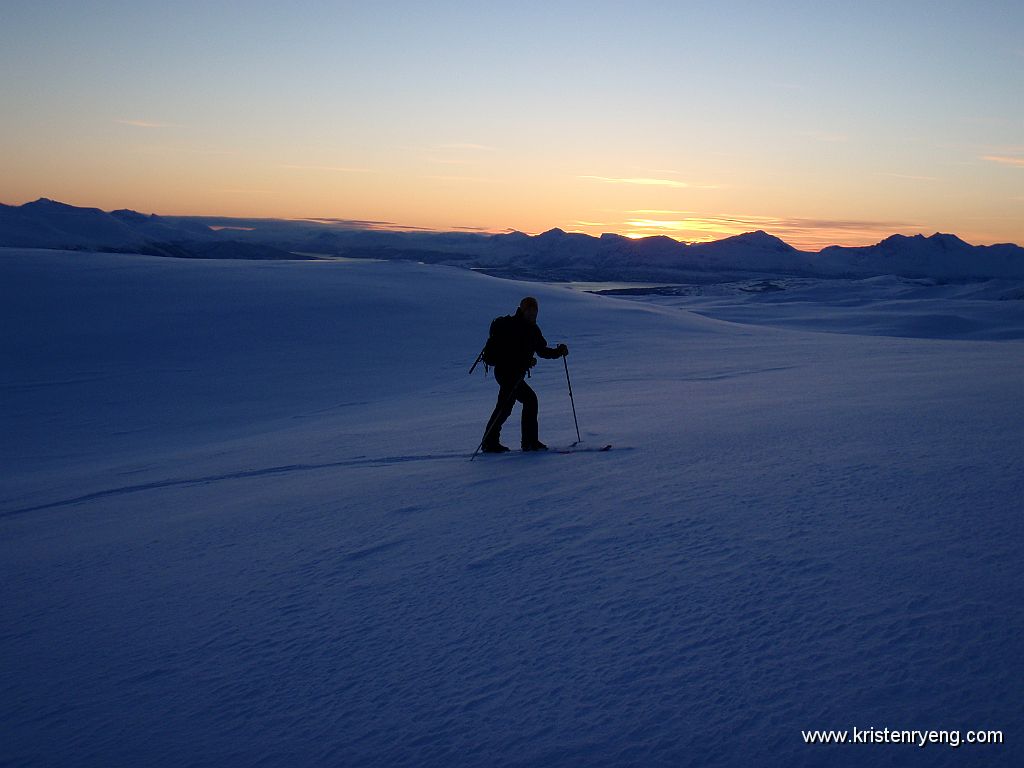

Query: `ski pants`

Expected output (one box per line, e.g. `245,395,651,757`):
483,368,538,446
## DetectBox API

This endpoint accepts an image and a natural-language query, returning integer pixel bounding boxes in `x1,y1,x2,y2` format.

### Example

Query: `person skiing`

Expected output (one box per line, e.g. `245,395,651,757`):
480,296,568,453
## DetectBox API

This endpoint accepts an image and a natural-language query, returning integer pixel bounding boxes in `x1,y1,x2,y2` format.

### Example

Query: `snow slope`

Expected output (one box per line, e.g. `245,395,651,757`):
2,248,1022,767
597,275,1024,341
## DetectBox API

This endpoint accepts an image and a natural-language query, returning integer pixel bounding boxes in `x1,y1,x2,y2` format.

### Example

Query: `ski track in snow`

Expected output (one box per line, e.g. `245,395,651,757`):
3,450,628,518
1,454,468,518
1,249,1022,767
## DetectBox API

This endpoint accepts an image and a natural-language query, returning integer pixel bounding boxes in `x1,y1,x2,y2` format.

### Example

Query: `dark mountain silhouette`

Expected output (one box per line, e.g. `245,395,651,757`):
708,230,798,252
817,233,1024,279
0,198,300,259
1,198,1021,278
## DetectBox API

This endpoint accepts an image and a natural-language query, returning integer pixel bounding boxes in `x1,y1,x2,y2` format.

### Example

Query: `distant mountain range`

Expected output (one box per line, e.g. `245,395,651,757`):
0,199,306,260
2,198,1022,281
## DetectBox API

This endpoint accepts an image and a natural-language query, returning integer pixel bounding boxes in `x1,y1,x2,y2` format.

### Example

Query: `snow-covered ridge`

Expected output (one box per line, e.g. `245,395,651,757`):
2,198,1023,279
0,198,300,260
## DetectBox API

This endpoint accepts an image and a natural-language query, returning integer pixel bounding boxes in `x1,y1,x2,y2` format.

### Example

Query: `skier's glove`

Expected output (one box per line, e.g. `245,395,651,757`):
556,344,568,357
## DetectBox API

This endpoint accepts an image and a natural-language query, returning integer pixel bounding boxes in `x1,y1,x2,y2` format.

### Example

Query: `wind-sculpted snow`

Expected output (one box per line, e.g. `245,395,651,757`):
1,249,1022,767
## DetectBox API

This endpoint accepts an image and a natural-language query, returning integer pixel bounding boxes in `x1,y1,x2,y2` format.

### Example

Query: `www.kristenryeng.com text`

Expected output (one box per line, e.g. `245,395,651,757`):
802,727,1003,749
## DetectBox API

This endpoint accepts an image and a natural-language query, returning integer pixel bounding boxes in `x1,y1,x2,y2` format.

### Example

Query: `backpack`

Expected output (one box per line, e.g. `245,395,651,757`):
482,314,515,369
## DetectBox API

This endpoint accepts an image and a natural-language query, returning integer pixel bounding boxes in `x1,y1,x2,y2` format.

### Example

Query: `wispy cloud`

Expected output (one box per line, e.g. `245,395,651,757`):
982,155,1024,168
580,176,721,189
300,217,397,225
295,218,495,234
625,219,695,232
116,119,176,129
297,217,433,232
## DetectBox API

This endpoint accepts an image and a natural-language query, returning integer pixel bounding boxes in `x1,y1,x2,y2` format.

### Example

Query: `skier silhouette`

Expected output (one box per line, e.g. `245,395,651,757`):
480,297,568,453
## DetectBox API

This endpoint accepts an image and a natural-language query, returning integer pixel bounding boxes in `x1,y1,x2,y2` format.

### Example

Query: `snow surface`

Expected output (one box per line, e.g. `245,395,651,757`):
597,276,1024,341
2,248,1022,767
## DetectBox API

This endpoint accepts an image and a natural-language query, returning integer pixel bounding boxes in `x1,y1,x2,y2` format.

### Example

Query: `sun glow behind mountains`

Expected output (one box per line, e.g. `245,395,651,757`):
565,214,937,250
621,218,736,243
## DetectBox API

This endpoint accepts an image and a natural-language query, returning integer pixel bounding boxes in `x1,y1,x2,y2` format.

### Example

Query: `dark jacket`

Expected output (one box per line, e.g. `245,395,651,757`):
487,309,562,376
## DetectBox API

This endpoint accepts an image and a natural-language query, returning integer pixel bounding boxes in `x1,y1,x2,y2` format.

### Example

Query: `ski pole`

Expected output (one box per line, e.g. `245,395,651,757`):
470,371,526,461
563,355,581,445
468,345,486,375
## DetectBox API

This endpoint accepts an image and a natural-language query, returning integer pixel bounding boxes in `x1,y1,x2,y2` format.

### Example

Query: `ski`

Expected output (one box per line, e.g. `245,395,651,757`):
475,444,612,457
549,444,612,454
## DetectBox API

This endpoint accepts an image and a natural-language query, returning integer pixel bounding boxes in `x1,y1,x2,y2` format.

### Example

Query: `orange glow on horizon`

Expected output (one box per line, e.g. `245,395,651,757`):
0,180,1015,253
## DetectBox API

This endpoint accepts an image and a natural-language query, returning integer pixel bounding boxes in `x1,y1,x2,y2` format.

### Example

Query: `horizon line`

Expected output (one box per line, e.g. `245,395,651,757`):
4,196,1021,253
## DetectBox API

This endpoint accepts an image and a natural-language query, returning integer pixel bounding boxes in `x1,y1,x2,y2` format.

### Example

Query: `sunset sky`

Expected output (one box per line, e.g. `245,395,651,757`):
2,0,1022,249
